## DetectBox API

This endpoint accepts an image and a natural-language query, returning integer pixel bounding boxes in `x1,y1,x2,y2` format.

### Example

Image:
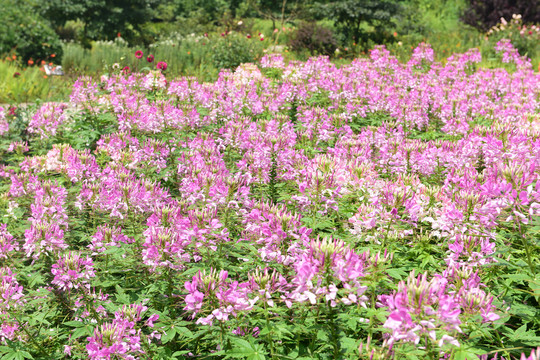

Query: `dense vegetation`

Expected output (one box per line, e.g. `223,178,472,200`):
0,42,539,359
1,0,540,94
1,1,540,359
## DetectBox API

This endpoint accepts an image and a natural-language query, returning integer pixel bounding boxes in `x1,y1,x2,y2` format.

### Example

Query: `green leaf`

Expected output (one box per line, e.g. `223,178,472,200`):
160,326,177,344
225,338,267,360
316,329,329,342
63,321,85,328
18,351,32,360
340,337,359,354
503,273,532,283
1,350,33,360
386,268,408,280
71,325,94,339
176,326,193,338
454,347,485,360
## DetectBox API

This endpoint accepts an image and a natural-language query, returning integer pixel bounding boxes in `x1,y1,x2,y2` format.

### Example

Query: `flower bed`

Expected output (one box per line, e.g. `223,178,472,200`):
0,42,539,359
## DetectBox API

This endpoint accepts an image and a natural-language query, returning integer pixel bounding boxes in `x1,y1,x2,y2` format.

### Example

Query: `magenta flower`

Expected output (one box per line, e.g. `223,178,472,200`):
146,54,154,63
24,221,67,259
0,107,9,136
28,102,67,139
89,226,132,255
7,141,28,153
51,252,96,291
184,269,255,325
86,321,142,359
521,347,540,360
0,268,25,342
156,61,167,71
134,50,143,59
380,271,462,348
0,225,18,259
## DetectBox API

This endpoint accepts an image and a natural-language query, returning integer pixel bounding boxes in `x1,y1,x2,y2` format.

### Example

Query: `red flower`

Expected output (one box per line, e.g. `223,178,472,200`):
221,32,225,37
135,50,144,59
147,55,154,63
247,34,251,39
156,61,167,71
13,72,21,78
122,66,131,74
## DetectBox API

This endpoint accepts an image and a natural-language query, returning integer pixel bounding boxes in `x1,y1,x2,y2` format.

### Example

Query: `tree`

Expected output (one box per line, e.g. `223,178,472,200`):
247,0,305,30
316,0,401,44
0,0,63,62
40,0,158,45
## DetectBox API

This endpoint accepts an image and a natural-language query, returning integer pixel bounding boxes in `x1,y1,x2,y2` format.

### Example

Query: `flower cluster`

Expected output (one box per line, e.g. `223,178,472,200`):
184,269,256,325
51,252,96,291
0,268,25,343
86,303,159,359
28,102,68,139
0,107,9,136
2,40,540,358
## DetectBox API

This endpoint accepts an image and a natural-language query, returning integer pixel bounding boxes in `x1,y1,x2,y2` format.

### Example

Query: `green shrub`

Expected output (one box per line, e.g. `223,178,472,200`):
289,22,337,56
462,0,540,31
484,15,540,60
210,32,264,70
0,0,63,63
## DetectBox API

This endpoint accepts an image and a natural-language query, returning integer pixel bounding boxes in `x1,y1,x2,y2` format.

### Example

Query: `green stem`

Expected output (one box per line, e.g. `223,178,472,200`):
10,311,50,359
263,300,276,359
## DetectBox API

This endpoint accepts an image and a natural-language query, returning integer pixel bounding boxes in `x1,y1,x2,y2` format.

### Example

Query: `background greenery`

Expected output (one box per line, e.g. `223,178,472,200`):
1,0,540,102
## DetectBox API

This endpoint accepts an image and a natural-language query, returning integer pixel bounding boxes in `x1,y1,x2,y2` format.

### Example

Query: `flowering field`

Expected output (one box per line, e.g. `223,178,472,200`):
0,42,539,360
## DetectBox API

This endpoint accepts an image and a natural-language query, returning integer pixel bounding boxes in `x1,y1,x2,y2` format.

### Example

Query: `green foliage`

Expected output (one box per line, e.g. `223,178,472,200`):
317,0,402,45
40,0,156,46
210,32,264,70
61,34,223,81
484,15,540,61
0,0,63,63
0,61,71,103
289,22,337,56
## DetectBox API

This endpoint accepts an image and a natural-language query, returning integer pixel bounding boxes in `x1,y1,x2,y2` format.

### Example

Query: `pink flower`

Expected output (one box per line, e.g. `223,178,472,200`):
0,224,18,258
521,347,540,360
51,252,96,291
0,107,8,136
156,61,167,71
86,321,142,359
147,55,154,63
28,102,67,139
135,50,143,59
